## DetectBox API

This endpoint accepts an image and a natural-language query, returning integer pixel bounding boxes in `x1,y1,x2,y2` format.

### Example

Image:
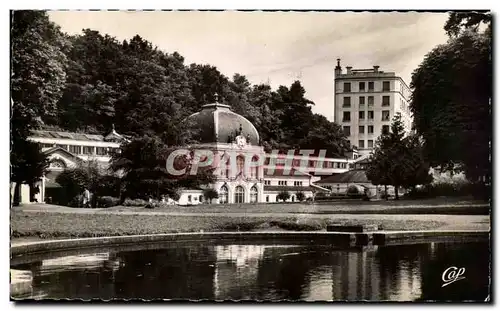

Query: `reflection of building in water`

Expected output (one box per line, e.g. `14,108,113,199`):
41,253,117,272
22,252,122,299
329,245,423,301
331,248,381,300
303,266,334,301
213,245,266,300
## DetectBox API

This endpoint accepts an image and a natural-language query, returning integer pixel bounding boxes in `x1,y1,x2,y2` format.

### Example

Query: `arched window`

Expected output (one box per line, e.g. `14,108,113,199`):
234,186,245,204
250,185,258,203
219,185,229,204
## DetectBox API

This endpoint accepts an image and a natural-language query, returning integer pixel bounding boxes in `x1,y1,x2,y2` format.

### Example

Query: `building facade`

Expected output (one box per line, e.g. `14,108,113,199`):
22,100,361,206
21,128,128,204
334,60,412,156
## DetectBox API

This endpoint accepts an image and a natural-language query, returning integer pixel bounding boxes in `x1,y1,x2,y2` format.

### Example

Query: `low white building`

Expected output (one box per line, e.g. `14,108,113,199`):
21,127,128,204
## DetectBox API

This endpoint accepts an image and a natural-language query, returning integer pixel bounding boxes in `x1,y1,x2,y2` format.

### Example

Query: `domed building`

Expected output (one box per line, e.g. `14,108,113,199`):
175,96,339,205
181,98,266,204
25,96,358,206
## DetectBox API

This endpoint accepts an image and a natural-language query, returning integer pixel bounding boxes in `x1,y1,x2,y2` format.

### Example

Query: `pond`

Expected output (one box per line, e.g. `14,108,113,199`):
11,241,490,301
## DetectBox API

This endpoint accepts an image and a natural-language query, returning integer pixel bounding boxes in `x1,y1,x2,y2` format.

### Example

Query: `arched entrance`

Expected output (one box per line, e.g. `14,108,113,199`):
250,185,258,203
219,185,229,204
234,185,245,203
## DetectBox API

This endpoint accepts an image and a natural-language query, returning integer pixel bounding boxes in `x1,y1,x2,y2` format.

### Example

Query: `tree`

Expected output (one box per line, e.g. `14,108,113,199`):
55,160,110,207
366,113,432,200
411,13,491,184
11,11,68,139
11,11,67,205
277,190,291,202
10,140,49,205
444,12,491,37
203,188,219,204
111,136,215,202
295,191,305,202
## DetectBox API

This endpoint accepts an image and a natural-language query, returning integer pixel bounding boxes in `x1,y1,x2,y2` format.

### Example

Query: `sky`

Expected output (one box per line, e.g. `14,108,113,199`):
48,11,450,120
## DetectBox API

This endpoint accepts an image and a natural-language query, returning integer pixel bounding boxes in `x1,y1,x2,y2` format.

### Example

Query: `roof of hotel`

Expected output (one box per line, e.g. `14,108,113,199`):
30,129,130,143
316,169,370,184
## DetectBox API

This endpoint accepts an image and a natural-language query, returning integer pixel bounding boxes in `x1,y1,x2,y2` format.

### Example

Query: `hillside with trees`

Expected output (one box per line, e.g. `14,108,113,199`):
15,12,352,158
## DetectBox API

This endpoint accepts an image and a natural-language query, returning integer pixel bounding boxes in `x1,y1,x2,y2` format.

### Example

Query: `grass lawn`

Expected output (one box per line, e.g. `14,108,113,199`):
11,210,449,239
107,197,489,215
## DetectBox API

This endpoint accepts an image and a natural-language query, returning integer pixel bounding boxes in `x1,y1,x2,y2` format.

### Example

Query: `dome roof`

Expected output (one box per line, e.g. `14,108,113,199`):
185,101,260,145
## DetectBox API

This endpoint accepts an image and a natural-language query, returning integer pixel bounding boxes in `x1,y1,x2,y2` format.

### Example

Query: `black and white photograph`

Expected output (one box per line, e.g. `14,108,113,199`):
9,7,492,302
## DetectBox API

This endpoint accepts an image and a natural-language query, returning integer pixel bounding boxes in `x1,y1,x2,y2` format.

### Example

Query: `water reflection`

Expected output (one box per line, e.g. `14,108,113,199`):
11,242,489,301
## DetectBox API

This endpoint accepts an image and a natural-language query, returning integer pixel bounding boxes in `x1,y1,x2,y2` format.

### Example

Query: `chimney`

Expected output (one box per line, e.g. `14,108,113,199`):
373,65,380,73
346,66,352,74
334,58,342,76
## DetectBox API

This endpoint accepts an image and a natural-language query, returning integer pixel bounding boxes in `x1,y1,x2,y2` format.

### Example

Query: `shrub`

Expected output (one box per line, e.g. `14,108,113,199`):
203,188,219,203
346,185,360,195
404,181,490,200
296,191,305,202
277,190,291,202
97,196,120,208
123,198,148,206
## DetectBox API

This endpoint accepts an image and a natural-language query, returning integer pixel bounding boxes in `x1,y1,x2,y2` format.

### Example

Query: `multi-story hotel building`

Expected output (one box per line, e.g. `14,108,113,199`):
334,60,412,155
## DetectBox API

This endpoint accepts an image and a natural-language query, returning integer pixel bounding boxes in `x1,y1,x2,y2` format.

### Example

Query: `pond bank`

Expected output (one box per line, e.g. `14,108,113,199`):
11,209,489,242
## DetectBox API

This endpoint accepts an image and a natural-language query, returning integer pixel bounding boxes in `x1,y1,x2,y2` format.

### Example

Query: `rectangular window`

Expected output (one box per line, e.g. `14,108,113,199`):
309,160,316,167
368,111,374,120
188,195,192,202
358,140,365,148
96,147,107,155
83,146,94,155
359,82,365,91
368,125,374,134
359,96,365,107
343,97,351,107
383,81,390,91
358,111,365,120
41,143,53,149
264,180,271,185
343,126,350,136
368,82,374,91
69,145,81,154
343,82,351,92
359,125,364,134
382,125,390,134
343,111,351,122
368,96,374,106
368,140,374,148
382,110,390,121
266,196,269,202
382,96,390,106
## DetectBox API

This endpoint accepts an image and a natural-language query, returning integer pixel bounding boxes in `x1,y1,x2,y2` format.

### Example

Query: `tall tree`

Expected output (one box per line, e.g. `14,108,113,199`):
444,12,492,37
410,13,491,183
11,10,68,139
111,136,215,201
366,113,432,200
11,11,67,205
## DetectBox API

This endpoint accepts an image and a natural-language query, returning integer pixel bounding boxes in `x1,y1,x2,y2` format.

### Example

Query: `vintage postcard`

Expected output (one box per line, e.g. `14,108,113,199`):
10,9,492,302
